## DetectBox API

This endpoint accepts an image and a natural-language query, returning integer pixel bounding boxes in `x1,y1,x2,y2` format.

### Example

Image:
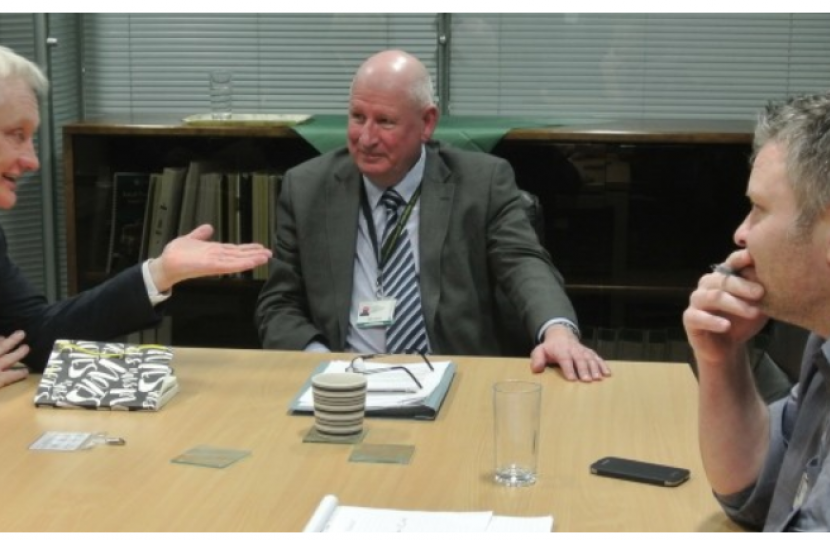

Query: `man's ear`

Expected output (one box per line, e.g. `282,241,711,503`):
817,207,830,266
421,105,439,142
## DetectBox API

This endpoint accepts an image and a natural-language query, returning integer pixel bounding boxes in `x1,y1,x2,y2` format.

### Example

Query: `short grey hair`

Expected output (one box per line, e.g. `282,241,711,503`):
408,71,435,109
0,45,49,100
753,92,830,231
350,73,434,109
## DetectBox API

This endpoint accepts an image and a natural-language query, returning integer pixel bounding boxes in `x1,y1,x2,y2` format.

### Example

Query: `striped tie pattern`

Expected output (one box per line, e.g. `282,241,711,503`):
381,189,429,354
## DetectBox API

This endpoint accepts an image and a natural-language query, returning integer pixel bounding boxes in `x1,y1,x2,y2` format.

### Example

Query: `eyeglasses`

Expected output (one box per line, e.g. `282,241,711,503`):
346,350,434,391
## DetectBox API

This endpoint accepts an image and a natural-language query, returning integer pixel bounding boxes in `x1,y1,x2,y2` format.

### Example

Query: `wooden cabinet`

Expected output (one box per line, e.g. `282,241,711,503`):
63,117,754,352
496,119,754,338
63,119,318,348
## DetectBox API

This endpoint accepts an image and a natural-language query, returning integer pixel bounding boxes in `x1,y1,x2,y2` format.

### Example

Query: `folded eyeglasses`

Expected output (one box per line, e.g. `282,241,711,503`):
346,350,434,390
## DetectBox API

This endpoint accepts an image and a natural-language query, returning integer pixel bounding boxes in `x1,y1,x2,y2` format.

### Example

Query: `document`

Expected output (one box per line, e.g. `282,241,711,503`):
304,494,554,532
290,360,456,419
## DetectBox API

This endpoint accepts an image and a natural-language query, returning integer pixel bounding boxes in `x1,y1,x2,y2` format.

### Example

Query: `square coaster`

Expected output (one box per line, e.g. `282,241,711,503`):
303,426,366,445
171,445,251,469
29,431,94,452
349,443,415,465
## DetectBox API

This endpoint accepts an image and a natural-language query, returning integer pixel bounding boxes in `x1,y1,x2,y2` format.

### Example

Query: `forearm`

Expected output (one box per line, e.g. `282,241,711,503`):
697,346,770,495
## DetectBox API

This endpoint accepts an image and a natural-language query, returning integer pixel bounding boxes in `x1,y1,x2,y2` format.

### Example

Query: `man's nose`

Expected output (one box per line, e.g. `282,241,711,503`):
359,121,378,146
733,216,749,247
19,141,40,172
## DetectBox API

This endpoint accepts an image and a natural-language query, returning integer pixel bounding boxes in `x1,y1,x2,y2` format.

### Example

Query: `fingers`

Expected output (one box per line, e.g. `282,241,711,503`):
699,270,764,302
0,330,30,389
203,245,272,272
565,345,611,382
690,268,764,327
186,223,215,241
529,347,547,374
722,249,753,274
153,232,273,290
531,341,611,383
0,330,29,369
0,366,28,389
684,255,770,365
705,250,762,301
683,304,732,335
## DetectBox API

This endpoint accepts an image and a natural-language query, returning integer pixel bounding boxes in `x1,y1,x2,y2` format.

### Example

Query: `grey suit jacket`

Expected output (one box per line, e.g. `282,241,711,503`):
255,141,576,356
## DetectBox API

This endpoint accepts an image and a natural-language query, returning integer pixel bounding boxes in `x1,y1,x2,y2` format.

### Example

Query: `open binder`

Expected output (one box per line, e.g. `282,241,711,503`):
288,360,456,420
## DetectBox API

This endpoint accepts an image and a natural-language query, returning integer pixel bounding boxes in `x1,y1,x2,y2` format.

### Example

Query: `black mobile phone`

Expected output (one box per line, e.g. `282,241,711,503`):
590,456,690,487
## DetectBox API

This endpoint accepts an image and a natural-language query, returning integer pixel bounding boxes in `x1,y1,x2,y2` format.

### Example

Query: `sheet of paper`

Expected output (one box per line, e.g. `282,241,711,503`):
304,494,554,533
324,506,494,533
486,515,554,532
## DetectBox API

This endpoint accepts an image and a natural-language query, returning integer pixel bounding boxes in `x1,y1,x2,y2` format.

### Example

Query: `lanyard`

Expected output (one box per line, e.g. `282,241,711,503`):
360,183,422,296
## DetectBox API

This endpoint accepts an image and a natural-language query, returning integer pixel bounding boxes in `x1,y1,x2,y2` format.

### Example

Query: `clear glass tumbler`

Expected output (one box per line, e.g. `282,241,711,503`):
493,380,542,486
209,70,233,120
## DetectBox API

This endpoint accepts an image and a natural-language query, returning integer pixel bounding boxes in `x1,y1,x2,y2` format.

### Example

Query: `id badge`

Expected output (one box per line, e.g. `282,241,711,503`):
356,298,396,328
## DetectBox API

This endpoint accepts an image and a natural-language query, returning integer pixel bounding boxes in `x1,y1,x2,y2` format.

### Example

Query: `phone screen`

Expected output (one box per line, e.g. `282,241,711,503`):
590,456,690,487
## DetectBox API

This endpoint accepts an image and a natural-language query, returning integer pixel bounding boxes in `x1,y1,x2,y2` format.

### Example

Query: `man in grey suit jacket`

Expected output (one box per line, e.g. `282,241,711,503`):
256,49,609,382
0,45,272,388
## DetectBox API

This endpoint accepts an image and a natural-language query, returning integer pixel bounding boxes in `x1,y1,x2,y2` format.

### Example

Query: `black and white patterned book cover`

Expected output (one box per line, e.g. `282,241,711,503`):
34,339,178,411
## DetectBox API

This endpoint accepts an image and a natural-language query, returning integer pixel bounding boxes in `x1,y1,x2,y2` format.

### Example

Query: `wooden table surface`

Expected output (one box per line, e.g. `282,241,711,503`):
0,349,739,532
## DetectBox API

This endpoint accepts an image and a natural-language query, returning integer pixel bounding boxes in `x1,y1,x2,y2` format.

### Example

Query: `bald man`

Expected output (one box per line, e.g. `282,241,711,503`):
256,50,609,381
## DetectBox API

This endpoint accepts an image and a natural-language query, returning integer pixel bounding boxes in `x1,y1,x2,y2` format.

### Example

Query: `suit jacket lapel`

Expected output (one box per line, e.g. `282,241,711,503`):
419,145,454,335
326,162,362,348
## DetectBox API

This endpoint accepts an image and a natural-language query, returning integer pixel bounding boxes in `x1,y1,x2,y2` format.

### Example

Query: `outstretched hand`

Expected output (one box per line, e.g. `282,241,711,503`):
149,224,273,292
0,330,30,389
530,324,611,382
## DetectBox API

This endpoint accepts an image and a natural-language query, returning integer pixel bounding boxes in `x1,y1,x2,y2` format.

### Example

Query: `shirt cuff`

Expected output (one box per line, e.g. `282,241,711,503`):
304,341,331,353
142,260,172,306
537,318,580,343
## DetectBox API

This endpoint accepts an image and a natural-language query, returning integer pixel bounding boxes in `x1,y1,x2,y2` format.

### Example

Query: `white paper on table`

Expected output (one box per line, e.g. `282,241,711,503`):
303,494,554,533
485,515,555,532
324,506,494,533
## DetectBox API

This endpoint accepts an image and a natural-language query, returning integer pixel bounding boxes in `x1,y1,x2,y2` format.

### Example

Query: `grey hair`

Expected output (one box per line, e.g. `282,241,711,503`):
0,45,49,100
407,71,435,109
753,92,830,230
348,71,435,109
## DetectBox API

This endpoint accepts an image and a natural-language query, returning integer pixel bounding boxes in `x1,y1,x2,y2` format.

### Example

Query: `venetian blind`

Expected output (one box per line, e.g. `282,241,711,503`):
449,13,830,120
81,13,439,118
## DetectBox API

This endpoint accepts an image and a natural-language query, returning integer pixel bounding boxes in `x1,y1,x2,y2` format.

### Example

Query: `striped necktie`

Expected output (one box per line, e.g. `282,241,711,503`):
380,189,429,354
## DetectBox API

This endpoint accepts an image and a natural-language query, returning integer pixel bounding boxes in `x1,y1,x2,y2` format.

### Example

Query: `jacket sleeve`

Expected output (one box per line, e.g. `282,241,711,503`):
0,227,163,372
255,167,329,351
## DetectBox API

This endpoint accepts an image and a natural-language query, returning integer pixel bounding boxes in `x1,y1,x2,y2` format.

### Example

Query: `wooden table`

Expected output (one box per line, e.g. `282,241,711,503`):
0,350,738,532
